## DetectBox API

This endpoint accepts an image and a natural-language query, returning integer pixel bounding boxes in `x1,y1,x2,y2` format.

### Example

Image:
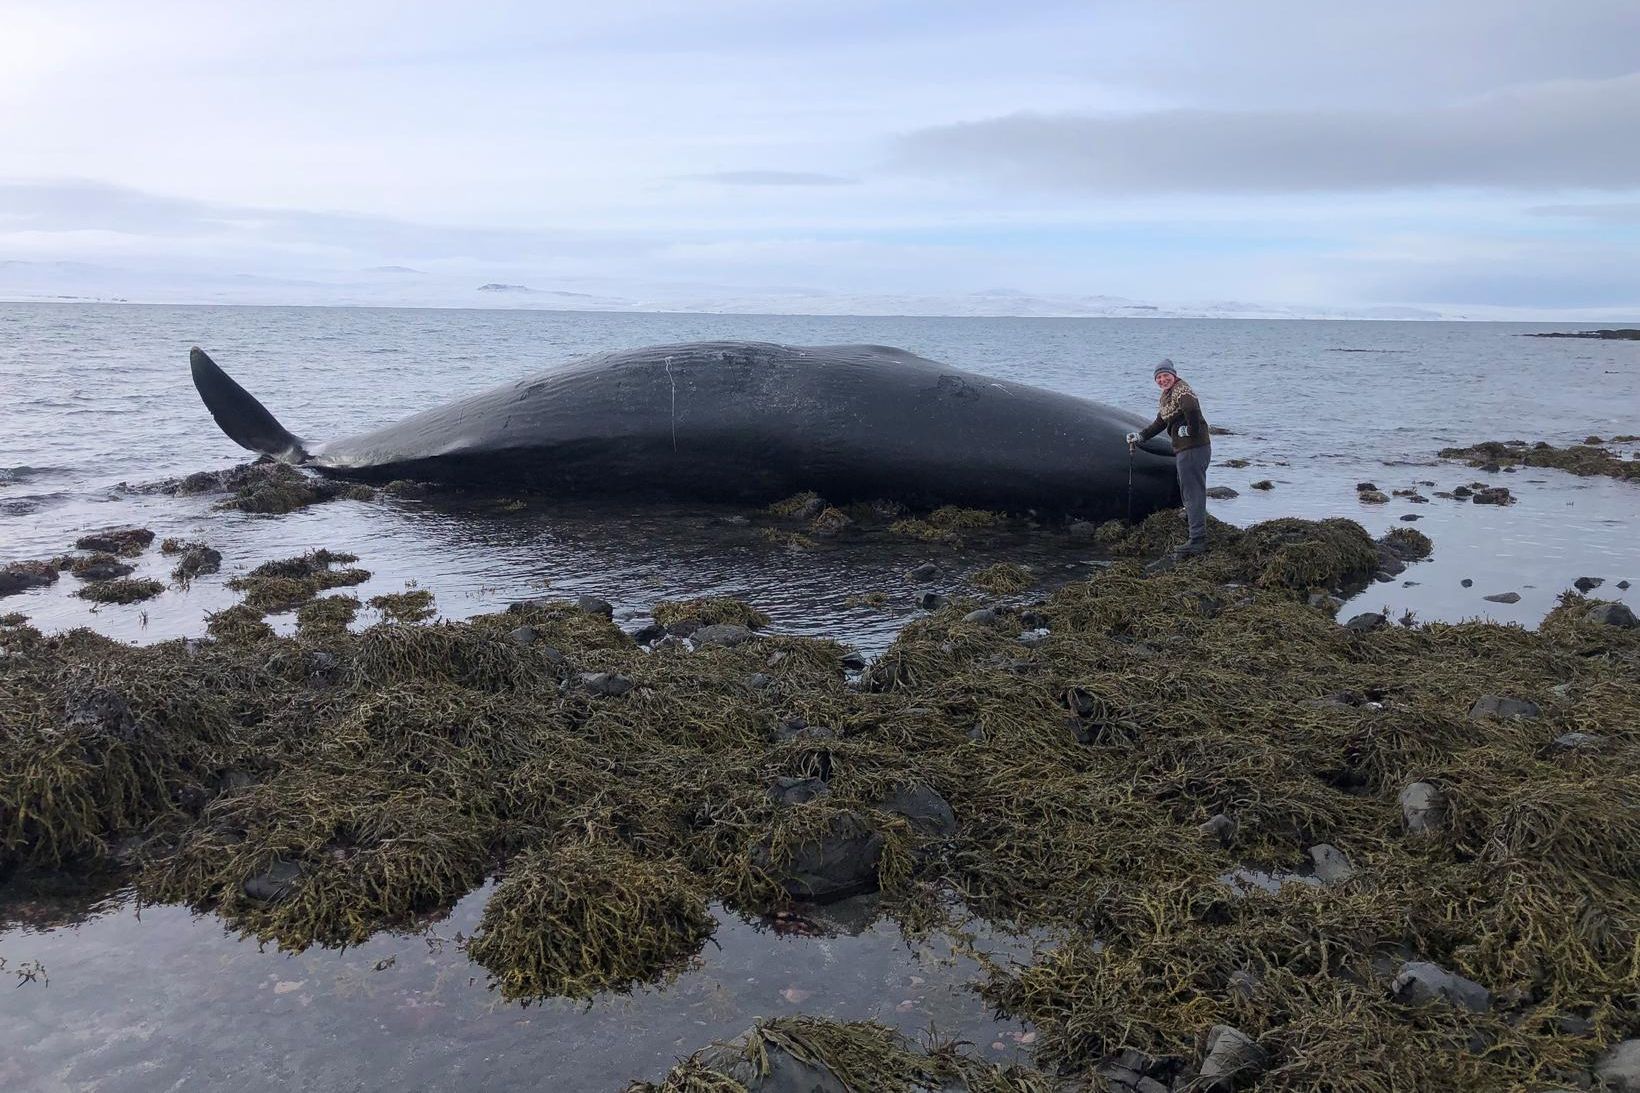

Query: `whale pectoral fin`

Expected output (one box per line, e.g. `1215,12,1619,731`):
189,347,311,463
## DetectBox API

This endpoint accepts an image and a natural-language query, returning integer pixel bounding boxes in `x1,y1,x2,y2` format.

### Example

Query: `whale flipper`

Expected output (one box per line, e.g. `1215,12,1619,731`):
189,348,310,463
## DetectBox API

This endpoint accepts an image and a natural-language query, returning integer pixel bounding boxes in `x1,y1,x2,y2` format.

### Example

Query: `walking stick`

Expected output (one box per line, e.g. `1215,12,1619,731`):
1127,444,1134,525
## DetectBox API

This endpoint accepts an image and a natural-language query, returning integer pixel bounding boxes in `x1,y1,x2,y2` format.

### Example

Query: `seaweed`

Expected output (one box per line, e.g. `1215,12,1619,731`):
227,551,371,613
75,578,164,604
652,598,771,630
1440,440,1640,482
969,562,1033,596
367,589,435,625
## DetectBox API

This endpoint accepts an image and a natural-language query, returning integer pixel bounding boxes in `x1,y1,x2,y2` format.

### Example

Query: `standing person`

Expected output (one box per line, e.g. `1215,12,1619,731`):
1126,359,1211,556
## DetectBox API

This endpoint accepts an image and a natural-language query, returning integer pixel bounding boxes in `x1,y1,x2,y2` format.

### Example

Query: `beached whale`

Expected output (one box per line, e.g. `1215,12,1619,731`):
190,341,1179,520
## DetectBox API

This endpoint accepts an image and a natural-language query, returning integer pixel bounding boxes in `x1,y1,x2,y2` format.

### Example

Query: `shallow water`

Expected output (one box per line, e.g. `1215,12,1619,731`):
2,304,1637,1087
0,884,1042,1091
1,304,1635,642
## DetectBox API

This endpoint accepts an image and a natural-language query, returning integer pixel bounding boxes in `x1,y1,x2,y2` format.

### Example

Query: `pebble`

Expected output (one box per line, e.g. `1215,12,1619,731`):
1199,1024,1267,1089
1306,843,1356,885
1399,782,1443,834
1391,961,1491,1012
1483,592,1521,604
1460,578,1473,587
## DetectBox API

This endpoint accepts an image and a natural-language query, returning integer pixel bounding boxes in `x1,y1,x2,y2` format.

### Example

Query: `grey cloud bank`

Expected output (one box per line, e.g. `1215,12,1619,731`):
892,76,1640,194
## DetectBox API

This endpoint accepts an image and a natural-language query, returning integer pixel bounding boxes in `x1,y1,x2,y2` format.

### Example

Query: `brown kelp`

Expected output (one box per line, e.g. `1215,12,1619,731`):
3,516,1638,1089
1441,440,1640,482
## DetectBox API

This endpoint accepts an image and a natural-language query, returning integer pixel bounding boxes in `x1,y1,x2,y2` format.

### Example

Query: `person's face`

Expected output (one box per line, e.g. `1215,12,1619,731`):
1156,372,1176,391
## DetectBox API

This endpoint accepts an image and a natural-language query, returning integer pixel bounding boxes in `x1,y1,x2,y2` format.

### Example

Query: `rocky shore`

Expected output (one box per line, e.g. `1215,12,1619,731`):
3,504,1639,1090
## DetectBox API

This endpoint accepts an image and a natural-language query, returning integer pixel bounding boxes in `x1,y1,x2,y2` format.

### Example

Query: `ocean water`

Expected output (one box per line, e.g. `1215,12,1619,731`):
1,302,1635,643
2,303,1638,1090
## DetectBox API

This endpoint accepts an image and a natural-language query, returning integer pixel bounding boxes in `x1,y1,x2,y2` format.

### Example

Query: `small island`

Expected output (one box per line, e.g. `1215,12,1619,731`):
1522,328,1640,340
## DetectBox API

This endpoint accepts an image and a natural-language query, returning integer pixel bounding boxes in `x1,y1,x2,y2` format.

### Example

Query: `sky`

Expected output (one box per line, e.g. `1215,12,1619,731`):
2,0,1638,316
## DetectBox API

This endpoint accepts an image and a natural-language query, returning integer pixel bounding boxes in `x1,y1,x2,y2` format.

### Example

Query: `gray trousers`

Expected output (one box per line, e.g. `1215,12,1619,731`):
1176,445,1211,543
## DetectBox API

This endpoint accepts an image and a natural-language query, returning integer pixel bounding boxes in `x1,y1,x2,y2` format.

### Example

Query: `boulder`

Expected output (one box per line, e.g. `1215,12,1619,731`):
1620,580,1632,590
1574,576,1605,593
876,784,957,836
1587,602,1638,629
695,1027,850,1093
1355,482,1378,492
1199,1025,1267,1090
1343,612,1387,633
769,776,830,806
1472,487,1513,505
0,563,58,597
1452,486,1473,499
1594,1040,1640,1093
63,685,140,742
244,860,302,902
962,607,1001,626
750,811,884,902
1250,480,1274,491
1483,592,1521,604
573,594,614,618
693,623,754,648
627,622,666,644
1206,486,1239,500
1391,961,1490,1012
1468,694,1539,720
1551,731,1605,753
1399,782,1443,834
1358,490,1390,504
1306,843,1356,885
577,672,634,697
74,527,155,554
74,558,135,582
907,561,939,582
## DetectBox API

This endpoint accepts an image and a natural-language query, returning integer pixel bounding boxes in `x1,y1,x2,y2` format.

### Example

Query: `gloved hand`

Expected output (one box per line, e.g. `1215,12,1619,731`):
1125,431,1141,446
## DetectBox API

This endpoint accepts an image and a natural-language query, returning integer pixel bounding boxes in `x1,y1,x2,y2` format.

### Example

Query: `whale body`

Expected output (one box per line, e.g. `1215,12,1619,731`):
189,341,1179,520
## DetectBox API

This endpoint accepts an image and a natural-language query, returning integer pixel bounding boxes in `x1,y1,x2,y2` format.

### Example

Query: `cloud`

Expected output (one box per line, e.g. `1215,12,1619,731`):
891,75,1640,194
1527,203,1640,224
677,171,858,186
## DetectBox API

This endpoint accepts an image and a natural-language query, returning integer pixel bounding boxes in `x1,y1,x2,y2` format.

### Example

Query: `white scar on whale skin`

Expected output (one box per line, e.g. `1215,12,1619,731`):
664,356,678,452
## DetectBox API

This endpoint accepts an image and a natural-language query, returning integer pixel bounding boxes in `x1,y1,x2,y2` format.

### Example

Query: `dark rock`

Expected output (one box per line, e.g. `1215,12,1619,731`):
745,672,774,691
0,564,58,597
1306,843,1356,885
1096,1049,1183,1093
1067,520,1097,540
574,594,614,618
74,527,155,555
1478,462,1501,473
173,544,223,580
578,672,634,697
1307,592,1344,613
1250,480,1274,491
792,496,827,521
63,684,140,742
1620,580,1632,590
1574,576,1605,593
507,625,538,646
769,776,830,806
1391,961,1491,1012
1399,513,1422,521
1551,731,1605,753
666,618,704,639
875,784,957,836
1469,694,1539,720
907,561,939,582
1399,782,1443,835
1472,486,1513,505
1355,482,1378,492
1358,490,1390,504
1452,486,1473,499
1376,555,1407,577
627,622,666,644
1343,612,1387,633
1587,602,1638,628
1200,813,1237,846
750,811,884,902
838,650,868,672
74,558,135,582
917,591,947,611
1206,486,1239,500
1483,592,1521,604
1461,578,1473,588
1199,1024,1267,1090
693,623,754,648
244,860,302,902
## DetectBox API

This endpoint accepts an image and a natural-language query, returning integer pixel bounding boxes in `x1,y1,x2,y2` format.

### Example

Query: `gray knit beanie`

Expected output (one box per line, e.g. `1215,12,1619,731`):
1153,359,1178,378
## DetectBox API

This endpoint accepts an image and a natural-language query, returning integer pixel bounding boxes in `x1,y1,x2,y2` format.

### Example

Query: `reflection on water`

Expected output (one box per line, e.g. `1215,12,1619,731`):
0,883,1042,1092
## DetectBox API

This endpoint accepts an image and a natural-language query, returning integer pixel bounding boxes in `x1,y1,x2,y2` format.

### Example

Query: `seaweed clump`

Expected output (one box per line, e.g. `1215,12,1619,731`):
295,596,360,641
367,589,435,624
226,550,370,613
161,539,223,584
468,843,713,999
968,562,1033,595
1440,440,1640,482
170,461,376,514
4,517,1640,1089
889,506,1007,545
652,597,771,630
75,578,164,604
